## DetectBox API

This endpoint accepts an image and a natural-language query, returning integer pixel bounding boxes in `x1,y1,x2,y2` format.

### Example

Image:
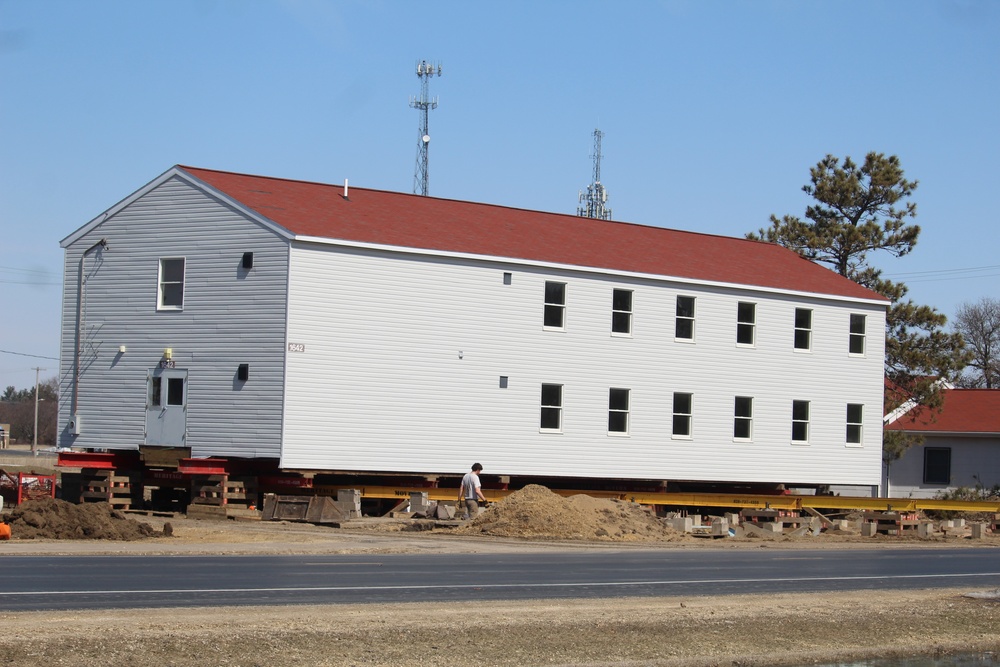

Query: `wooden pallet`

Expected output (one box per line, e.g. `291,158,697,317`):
190,474,258,508
80,470,138,509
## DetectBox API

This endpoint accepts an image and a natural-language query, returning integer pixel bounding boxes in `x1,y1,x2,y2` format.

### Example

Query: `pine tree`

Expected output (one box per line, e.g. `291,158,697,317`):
749,152,969,462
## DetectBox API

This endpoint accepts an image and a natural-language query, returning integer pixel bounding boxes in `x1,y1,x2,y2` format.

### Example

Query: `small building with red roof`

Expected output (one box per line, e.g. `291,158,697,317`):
58,166,889,493
884,388,1000,498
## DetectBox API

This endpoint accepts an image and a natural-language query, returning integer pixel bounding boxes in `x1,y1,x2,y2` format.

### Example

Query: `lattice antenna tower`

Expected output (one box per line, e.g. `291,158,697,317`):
409,60,441,196
577,128,612,220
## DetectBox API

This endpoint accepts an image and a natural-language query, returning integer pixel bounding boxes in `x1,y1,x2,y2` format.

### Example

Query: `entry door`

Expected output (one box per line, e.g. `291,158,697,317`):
146,368,188,445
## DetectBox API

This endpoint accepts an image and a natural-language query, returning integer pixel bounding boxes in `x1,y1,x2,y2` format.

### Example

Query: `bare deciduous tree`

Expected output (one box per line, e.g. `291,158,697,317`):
954,297,1000,388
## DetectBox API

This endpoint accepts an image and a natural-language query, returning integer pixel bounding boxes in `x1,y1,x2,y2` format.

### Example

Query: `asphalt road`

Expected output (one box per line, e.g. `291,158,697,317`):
4,547,999,612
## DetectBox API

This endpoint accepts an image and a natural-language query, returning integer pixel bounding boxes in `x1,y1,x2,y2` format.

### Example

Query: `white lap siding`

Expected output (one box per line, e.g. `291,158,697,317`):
282,242,884,485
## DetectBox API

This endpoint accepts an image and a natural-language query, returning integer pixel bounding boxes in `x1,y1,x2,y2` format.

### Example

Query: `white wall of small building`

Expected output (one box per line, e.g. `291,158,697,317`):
885,434,1000,498
281,242,885,485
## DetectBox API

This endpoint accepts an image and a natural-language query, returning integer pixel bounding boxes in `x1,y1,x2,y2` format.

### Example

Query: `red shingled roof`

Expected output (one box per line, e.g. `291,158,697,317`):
180,166,887,302
886,389,1000,434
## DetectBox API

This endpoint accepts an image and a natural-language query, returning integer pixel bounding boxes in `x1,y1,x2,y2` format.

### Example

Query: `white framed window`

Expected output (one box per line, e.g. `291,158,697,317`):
540,383,563,431
611,289,633,335
794,308,812,350
734,396,753,440
544,281,566,329
608,388,630,434
672,392,692,438
675,295,695,340
737,302,756,346
846,403,864,445
791,400,810,443
849,314,866,355
158,258,185,310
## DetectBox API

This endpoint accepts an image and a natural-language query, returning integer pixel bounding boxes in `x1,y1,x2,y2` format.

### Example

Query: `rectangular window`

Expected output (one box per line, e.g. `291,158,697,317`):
544,282,566,329
608,388,630,434
849,314,866,355
923,448,951,485
611,289,633,335
540,384,563,431
794,308,812,350
734,396,753,440
150,377,162,407
166,377,185,406
672,392,692,437
846,403,864,445
737,302,756,346
791,400,810,443
675,296,695,340
158,258,185,310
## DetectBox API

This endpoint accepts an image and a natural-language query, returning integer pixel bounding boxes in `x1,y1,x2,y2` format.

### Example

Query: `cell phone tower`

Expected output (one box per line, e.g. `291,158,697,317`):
410,60,441,196
577,128,613,220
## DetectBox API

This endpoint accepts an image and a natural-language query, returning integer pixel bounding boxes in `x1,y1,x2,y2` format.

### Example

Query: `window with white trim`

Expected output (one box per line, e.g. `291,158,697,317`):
540,384,563,431
672,392,692,437
737,302,756,346
794,308,812,350
846,403,863,445
544,282,566,329
158,258,185,310
849,314,866,355
611,289,633,335
608,388,630,434
675,296,695,340
791,400,810,443
734,396,753,440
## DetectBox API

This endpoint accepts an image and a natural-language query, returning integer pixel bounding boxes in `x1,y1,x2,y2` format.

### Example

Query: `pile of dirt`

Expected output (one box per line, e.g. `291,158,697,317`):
457,484,682,541
3,497,166,541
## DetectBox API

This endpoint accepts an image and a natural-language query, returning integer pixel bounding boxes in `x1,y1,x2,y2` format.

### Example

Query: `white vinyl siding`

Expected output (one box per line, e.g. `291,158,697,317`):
282,244,885,485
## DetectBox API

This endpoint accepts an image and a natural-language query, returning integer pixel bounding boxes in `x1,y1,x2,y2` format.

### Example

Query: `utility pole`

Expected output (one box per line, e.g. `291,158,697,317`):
410,60,441,196
32,366,45,456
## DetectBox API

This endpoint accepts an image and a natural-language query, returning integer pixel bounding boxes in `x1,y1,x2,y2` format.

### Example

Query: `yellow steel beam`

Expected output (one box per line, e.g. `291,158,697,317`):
316,484,1000,514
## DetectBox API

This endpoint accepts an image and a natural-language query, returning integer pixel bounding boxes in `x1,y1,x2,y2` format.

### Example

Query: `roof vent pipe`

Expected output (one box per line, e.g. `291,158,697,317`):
343,178,349,199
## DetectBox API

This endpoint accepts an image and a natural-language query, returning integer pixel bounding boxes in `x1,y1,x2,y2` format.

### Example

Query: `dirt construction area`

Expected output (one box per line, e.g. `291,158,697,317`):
2,488,1000,667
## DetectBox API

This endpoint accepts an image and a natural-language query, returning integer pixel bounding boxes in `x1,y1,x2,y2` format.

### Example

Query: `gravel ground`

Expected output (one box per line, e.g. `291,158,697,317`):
2,513,1000,666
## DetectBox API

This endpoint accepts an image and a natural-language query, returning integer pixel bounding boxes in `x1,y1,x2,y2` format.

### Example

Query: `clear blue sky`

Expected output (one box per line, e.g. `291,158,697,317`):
2,1,998,392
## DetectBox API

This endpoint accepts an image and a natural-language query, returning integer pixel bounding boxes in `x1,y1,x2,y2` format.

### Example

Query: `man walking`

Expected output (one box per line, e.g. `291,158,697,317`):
459,462,487,520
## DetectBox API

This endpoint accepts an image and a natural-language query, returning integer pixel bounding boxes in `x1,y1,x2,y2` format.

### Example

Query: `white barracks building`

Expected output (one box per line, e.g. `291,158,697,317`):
59,166,888,492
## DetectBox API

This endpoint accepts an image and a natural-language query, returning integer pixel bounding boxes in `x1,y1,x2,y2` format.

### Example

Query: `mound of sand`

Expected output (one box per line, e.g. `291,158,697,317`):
456,484,681,542
4,497,167,541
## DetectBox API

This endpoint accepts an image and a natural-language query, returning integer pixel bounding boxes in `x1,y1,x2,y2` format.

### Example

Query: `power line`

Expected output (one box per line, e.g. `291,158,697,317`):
886,264,1000,278
0,349,59,361
884,264,1000,284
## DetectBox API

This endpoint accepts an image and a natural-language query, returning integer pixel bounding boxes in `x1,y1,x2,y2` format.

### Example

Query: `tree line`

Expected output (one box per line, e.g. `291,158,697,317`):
0,378,59,447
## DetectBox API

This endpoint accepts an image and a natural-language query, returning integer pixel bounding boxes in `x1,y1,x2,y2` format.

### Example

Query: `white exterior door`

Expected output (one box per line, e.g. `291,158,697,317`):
146,368,188,445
